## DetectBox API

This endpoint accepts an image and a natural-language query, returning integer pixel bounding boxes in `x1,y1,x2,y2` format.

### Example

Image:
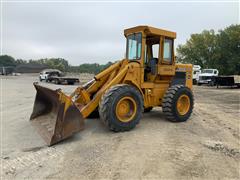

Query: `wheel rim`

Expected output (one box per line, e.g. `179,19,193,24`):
177,94,190,116
116,96,137,122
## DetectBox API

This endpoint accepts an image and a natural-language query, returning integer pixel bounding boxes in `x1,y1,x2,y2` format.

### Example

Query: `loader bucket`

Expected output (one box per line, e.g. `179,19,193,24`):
30,83,84,146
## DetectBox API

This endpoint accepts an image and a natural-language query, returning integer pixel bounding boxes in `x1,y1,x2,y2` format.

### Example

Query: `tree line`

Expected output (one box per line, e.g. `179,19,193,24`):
176,24,240,75
0,55,114,74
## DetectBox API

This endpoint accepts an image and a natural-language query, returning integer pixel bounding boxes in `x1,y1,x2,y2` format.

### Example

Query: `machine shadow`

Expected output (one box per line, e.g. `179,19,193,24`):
51,109,170,146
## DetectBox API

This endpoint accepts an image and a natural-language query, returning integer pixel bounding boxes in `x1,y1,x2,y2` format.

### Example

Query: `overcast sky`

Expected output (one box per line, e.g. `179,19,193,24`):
1,1,239,65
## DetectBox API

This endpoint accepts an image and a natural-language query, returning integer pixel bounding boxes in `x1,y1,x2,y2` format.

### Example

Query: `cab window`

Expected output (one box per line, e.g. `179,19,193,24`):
163,38,173,63
152,44,159,59
127,33,142,60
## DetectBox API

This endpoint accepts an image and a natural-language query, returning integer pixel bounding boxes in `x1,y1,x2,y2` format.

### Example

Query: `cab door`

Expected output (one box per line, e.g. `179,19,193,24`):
158,37,175,76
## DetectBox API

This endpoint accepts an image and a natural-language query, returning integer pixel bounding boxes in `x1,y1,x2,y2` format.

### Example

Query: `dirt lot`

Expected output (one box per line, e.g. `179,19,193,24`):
1,74,240,179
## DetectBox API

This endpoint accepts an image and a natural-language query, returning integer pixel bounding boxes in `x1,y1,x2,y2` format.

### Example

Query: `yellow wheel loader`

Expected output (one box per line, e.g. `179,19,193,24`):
30,26,194,146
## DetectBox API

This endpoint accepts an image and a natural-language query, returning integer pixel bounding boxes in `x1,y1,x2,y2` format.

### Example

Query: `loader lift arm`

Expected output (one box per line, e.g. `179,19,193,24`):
30,59,131,145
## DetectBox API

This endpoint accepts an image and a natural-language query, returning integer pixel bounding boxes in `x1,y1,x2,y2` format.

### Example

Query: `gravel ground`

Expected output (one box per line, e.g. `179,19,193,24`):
1,74,240,179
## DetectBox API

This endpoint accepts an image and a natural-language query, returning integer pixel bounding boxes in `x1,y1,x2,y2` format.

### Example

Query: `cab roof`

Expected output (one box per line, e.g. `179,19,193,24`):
124,25,176,39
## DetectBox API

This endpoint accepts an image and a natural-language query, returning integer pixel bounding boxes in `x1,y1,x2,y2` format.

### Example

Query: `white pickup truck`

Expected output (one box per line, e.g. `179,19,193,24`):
198,69,219,86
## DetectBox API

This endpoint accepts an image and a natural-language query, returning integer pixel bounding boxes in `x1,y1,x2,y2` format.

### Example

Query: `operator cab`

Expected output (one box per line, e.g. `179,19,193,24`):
124,26,176,82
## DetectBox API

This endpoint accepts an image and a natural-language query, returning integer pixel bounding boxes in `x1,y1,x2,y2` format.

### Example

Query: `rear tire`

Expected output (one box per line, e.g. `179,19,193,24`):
162,85,194,122
99,84,143,132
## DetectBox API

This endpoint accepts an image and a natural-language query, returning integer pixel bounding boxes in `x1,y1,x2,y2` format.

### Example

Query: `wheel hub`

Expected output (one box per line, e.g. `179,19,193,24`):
177,94,190,116
116,97,137,122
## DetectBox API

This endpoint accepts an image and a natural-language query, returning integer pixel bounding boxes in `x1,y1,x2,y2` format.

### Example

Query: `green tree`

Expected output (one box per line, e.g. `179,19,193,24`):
0,55,115,74
15,59,27,65
177,24,240,75
214,25,240,75
177,29,217,68
35,58,69,71
0,55,16,66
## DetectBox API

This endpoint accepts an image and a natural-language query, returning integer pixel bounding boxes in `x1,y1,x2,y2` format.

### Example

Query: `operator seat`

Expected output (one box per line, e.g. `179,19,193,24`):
144,58,158,81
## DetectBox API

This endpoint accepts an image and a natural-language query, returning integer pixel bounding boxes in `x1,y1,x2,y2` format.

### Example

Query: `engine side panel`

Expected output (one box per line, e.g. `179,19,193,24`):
175,64,193,89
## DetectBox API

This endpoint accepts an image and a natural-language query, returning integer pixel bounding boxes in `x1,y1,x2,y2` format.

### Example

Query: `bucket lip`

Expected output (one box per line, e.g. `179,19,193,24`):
30,84,85,146
30,119,54,146
33,82,62,92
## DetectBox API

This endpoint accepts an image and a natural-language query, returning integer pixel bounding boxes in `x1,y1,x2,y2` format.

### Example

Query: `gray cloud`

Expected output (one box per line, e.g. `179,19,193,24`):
2,1,239,65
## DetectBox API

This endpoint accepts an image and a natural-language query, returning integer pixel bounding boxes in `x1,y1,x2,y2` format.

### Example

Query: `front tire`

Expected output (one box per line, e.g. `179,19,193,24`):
162,85,194,122
99,84,143,132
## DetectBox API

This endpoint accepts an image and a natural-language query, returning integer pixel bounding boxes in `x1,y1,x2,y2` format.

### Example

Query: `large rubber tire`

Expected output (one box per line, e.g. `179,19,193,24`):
99,84,143,132
162,85,194,122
